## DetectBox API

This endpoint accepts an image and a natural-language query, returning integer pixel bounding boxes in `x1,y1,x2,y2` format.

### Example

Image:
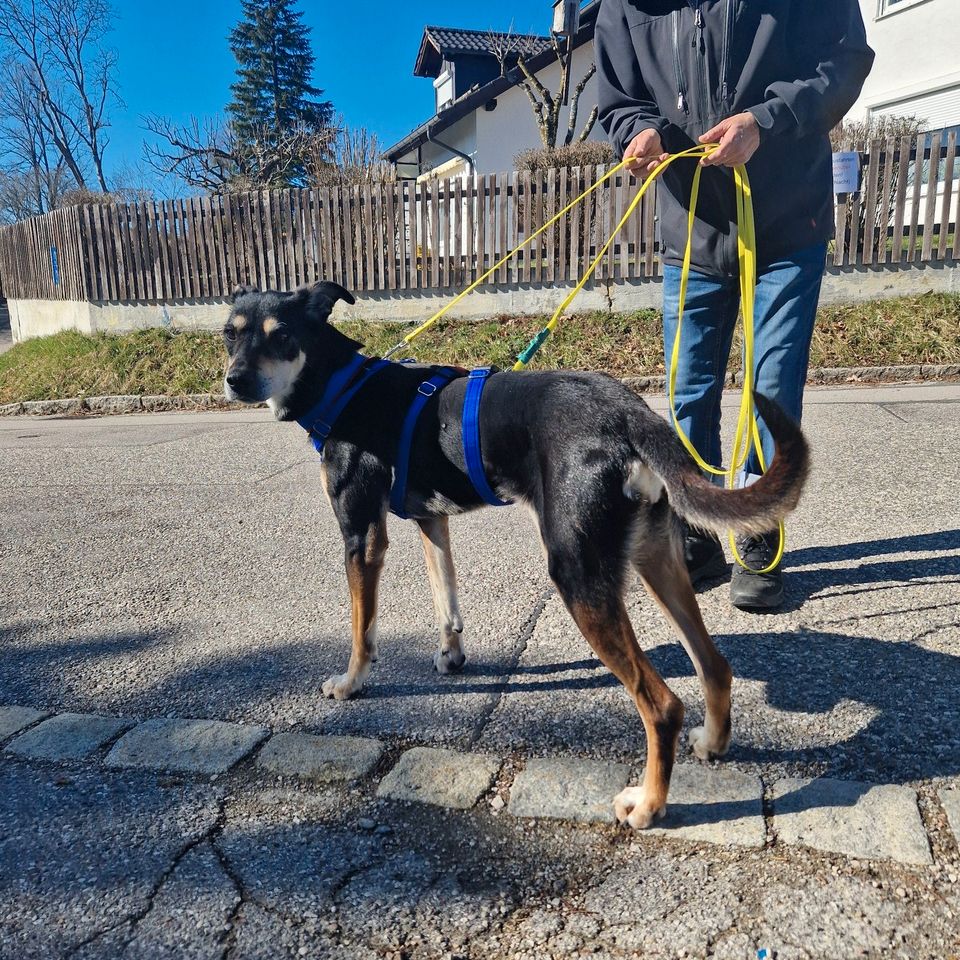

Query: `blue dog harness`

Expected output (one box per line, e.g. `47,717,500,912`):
462,368,512,508
298,355,511,518
297,354,391,456
389,366,460,518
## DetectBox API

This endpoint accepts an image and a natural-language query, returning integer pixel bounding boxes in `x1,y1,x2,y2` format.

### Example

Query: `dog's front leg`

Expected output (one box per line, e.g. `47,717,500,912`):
417,516,466,674
323,519,388,701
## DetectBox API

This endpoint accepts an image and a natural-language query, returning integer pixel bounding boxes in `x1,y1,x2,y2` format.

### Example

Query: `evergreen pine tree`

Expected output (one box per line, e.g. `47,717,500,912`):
227,0,332,145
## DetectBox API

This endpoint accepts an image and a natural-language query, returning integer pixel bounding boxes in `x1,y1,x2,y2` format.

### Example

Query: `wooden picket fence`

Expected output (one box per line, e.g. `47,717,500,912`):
833,130,959,267
0,132,956,303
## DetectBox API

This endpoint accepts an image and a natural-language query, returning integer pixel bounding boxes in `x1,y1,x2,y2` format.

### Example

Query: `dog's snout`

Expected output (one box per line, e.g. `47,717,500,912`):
226,368,251,390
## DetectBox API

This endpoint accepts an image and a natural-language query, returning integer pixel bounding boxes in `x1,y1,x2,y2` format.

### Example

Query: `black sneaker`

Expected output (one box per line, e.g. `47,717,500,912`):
729,531,784,611
681,521,728,586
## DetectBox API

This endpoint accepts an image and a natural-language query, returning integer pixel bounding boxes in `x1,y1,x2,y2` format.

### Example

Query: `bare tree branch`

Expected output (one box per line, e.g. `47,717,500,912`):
142,114,337,193
576,104,599,143
566,62,598,145
0,0,117,193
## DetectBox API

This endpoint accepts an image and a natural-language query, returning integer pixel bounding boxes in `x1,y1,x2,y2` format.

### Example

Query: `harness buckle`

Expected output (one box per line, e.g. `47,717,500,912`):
469,367,491,380
418,381,438,397
310,419,333,438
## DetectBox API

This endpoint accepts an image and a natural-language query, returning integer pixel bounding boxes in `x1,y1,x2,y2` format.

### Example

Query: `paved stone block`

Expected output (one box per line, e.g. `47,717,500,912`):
257,733,383,783
647,764,765,848
105,719,268,775
86,395,143,416
0,706,50,742
772,778,932,865
377,747,500,810
508,757,631,825
21,398,85,416
5,712,131,761
940,789,960,846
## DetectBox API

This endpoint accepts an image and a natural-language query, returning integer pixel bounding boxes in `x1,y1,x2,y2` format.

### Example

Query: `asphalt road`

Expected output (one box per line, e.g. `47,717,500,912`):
1,383,959,958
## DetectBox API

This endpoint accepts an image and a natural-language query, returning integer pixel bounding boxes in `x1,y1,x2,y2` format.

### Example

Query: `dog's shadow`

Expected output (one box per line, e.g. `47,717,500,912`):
406,529,960,808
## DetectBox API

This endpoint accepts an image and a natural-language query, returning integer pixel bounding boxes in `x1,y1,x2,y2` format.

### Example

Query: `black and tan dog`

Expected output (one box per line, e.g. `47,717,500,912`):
223,280,809,828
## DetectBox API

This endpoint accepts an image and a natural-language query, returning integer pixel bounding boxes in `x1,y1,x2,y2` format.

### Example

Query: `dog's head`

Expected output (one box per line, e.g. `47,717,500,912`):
222,281,357,408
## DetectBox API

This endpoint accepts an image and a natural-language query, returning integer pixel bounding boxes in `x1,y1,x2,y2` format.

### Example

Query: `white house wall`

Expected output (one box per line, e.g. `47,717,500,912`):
475,42,603,174
395,112,479,174
851,0,960,127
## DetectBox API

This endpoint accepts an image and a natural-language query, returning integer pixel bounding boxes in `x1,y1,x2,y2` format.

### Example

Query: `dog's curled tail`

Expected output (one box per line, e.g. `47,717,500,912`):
636,393,810,537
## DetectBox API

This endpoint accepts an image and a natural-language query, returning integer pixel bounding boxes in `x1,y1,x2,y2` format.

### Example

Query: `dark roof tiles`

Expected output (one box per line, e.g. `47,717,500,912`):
423,26,553,60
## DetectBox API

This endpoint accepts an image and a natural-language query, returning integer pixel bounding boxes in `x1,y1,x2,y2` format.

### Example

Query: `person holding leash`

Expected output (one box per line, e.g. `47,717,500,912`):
595,0,874,610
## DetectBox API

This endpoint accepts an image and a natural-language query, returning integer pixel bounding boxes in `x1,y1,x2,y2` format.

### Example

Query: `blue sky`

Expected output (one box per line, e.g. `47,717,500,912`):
109,0,555,184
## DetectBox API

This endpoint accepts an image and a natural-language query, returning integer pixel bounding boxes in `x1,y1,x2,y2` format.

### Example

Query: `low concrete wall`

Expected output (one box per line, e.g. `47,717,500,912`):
8,299,95,340
7,260,959,342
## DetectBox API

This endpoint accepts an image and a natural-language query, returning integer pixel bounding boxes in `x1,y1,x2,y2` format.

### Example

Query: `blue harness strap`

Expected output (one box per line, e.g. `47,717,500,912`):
297,356,391,456
390,367,459,518
463,368,512,507
298,357,511,519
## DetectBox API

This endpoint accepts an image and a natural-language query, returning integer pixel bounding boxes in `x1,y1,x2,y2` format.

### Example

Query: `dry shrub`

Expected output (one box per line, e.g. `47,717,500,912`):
515,141,616,172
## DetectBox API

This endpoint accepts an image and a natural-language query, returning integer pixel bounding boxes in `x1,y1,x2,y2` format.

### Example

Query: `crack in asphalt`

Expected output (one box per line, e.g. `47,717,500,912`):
63,797,228,960
467,586,554,749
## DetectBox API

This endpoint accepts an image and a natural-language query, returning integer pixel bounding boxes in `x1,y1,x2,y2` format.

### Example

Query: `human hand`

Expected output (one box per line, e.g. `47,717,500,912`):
698,113,761,167
623,129,669,177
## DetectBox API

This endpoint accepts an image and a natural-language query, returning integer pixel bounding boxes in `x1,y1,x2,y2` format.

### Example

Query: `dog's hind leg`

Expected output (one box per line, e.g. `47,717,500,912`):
545,527,684,828
417,516,466,674
565,595,684,828
636,543,733,761
323,517,389,701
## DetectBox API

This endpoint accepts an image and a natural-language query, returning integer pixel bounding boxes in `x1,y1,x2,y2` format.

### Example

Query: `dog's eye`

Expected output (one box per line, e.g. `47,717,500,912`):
223,326,237,342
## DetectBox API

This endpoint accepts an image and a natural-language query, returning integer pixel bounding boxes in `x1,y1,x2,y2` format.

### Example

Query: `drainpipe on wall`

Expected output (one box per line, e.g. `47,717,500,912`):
425,127,476,175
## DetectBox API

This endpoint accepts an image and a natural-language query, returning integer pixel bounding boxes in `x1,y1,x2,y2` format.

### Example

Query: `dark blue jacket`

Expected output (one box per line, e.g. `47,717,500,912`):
595,0,875,275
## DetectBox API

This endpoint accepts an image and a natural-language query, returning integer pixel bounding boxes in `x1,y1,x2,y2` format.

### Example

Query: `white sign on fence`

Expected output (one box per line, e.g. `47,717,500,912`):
832,151,861,195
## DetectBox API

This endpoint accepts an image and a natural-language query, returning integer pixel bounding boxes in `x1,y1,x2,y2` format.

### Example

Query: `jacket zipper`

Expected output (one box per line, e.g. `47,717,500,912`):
693,2,709,122
720,0,735,102
672,10,689,114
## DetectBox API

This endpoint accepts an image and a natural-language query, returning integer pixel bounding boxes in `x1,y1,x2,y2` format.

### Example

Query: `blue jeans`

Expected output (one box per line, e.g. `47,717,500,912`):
662,243,826,481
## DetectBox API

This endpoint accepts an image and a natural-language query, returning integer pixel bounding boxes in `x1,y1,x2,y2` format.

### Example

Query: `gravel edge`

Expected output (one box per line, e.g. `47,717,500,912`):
1,363,959,418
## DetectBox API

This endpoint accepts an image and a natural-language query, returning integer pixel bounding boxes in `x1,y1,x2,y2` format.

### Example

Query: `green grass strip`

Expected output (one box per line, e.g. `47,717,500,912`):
1,293,957,405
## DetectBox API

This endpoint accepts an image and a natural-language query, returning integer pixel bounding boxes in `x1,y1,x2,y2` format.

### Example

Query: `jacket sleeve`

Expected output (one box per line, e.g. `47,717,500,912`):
595,0,670,158
747,0,875,140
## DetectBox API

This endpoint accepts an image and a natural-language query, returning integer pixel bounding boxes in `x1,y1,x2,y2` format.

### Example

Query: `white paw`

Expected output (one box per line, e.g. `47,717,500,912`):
614,787,667,830
322,673,362,701
433,647,466,675
689,725,730,761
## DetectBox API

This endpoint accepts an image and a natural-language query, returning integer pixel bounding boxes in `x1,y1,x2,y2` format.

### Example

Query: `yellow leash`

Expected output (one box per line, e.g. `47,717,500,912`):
670,156,785,574
384,147,784,573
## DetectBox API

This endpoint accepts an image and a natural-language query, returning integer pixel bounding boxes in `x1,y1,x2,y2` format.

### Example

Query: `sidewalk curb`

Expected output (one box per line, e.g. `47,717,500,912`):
1,364,959,418
0,702,945,866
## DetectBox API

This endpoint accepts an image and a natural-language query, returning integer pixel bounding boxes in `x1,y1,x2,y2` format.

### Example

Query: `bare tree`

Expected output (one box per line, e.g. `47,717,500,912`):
143,114,337,192
0,0,117,192
516,32,598,149
0,59,76,219
486,22,527,78
307,119,395,187
142,116,240,192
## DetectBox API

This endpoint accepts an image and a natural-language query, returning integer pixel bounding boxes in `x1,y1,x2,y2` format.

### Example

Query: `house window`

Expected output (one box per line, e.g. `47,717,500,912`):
434,68,455,112
870,84,960,132
877,0,933,17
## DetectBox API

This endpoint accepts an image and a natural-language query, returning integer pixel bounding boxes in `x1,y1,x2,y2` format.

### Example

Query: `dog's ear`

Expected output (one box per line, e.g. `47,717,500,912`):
291,281,356,322
230,284,259,303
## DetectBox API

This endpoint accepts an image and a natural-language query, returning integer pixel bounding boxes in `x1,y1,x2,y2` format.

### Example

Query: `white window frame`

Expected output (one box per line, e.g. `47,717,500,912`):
876,0,936,20
433,65,455,112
